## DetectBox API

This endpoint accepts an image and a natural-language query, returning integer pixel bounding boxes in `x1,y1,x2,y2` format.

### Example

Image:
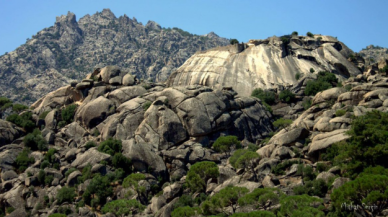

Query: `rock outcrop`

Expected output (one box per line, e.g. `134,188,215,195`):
167,35,362,96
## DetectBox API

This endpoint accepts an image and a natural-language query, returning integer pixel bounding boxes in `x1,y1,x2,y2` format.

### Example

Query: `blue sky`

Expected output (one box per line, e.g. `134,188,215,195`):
0,0,387,55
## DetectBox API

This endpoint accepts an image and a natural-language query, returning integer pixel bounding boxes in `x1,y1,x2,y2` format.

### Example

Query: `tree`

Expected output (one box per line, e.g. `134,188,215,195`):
61,104,77,124
292,31,298,36
0,96,12,118
112,153,132,173
202,186,249,215
98,138,122,156
278,195,324,217
279,89,295,103
229,149,260,180
307,32,314,37
212,135,241,155
251,88,276,105
238,188,282,211
83,175,113,207
231,211,276,217
171,206,200,217
56,187,76,204
331,174,388,216
273,118,292,131
15,148,35,172
101,199,145,216
12,104,28,113
230,39,239,45
23,129,47,151
187,161,219,193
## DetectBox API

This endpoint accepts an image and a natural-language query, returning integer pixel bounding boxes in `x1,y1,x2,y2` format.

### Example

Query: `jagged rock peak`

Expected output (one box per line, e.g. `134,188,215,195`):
55,11,77,24
145,20,162,31
203,31,220,38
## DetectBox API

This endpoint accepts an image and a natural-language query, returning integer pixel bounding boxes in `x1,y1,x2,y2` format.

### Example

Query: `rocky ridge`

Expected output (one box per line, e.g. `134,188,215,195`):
0,9,229,105
167,34,362,97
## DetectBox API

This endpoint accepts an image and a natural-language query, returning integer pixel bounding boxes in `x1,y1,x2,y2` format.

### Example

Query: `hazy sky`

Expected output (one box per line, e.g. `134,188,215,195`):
0,0,387,55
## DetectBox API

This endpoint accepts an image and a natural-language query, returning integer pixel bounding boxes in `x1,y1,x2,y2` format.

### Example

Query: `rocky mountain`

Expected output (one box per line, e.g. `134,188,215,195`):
167,34,361,97
2,60,388,216
359,44,388,64
0,9,229,105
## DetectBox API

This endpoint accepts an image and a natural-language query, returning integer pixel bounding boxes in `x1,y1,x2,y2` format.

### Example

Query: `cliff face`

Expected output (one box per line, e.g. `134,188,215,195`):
167,35,362,96
0,9,229,104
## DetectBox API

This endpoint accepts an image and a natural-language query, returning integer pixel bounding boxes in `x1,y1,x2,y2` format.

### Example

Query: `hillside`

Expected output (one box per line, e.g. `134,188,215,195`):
167,34,362,97
2,60,388,216
359,44,388,64
0,9,229,105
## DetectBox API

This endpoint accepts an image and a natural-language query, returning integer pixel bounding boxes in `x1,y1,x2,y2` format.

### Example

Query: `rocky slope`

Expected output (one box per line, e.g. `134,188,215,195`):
359,44,388,64
167,34,362,97
0,9,229,105
2,63,388,216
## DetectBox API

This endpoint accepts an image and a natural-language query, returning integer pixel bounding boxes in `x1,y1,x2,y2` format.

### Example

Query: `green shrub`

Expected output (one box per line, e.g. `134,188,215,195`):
293,179,327,197
0,97,12,107
279,89,295,103
40,160,50,169
12,104,28,113
212,135,241,154
173,194,193,210
102,199,146,216
83,175,113,207
335,109,346,117
65,168,77,178
38,169,45,184
251,88,276,105
238,188,281,210
187,161,219,193
143,101,152,111
15,148,35,172
247,144,259,152
61,104,77,124
84,141,96,150
295,72,301,80
273,118,292,131
98,138,122,156
230,39,239,45
6,112,35,132
39,111,51,119
23,129,47,151
304,80,331,96
306,32,314,37
112,153,132,173
202,186,249,215
272,160,300,175
316,163,328,172
229,149,259,170
6,207,15,214
44,175,54,185
230,211,276,217
292,31,298,36
278,195,324,217
302,98,312,110
78,164,92,183
57,187,76,204
310,68,315,73
48,214,67,217
171,206,200,217
331,174,388,215
123,173,146,194
296,164,316,181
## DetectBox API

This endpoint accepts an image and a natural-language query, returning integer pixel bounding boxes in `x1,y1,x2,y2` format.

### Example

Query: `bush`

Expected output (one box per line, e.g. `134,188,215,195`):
229,149,259,170
293,179,327,197
5,207,15,214
173,194,193,210
61,104,77,124
15,148,35,172
83,175,113,207
306,32,314,37
292,31,298,36
230,211,276,217
78,164,92,183
295,72,301,80
202,186,249,215
112,153,132,173
123,173,146,194
65,168,77,177
335,109,346,117
23,129,47,151
273,118,292,131
171,206,200,217
12,104,28,113
230,39,239,45
143,101,152,111
57,187,76,204
39,111,50,119
84,141,96,150
272,160,300,175
48,214,67,217
187,161,219,193
6,112,35,132
331,174,388,215
98,138,122,155
279,89,295,103
238,188,281,210
310,68,315,73
102,199,146,216
278,195,324,217
251,88,276,105
212,135,241,154
40,160,50,169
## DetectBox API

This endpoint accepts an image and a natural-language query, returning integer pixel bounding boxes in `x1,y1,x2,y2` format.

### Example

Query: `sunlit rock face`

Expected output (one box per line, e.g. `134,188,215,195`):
167,35,361,96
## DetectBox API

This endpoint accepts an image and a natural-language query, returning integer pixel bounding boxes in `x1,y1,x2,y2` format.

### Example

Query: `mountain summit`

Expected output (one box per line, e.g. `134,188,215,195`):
0,9,229,104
